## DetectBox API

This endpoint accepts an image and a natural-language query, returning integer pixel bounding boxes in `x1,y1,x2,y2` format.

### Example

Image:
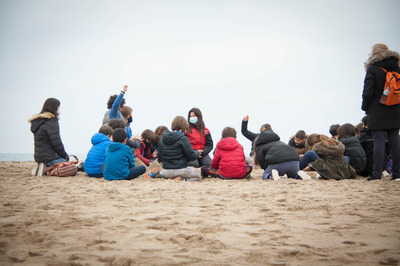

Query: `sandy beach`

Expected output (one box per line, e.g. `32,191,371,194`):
0,161,399,265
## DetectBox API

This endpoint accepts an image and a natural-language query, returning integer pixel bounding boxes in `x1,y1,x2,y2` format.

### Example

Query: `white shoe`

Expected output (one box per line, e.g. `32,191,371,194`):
37,163,45,177
270,169,280,180
297,170,311,180
31,163,39,176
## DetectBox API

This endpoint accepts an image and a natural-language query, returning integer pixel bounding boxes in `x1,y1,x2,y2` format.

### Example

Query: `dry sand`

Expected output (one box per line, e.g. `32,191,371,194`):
0,161,400,265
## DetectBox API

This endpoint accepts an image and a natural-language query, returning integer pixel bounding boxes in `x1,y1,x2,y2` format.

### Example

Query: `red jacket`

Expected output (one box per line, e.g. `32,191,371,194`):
211,137,246,178
135,141,155,166
186,127,210,150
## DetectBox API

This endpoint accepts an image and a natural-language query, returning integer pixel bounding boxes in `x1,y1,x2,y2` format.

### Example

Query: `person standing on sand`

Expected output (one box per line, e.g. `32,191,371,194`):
362,43,400,181
29,98,68,166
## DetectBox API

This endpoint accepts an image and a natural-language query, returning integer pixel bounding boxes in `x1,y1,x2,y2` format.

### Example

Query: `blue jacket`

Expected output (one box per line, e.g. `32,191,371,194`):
84,133,111,176
103,142,135,180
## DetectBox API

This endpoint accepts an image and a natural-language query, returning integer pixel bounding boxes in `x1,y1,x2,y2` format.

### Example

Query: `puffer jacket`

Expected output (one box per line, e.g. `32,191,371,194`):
211,137,247,178
255,130,299,170
340,136,367,175
186,126,213,156
29,112,68,163
362,50,400,130
310,141,356,180
158,131,199,169
84,133,111,175
103,142,135,181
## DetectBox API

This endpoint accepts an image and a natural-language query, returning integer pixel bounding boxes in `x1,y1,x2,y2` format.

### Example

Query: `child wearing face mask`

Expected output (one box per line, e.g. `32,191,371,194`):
135,129,158,166
186,107,213,168
121,106,133,138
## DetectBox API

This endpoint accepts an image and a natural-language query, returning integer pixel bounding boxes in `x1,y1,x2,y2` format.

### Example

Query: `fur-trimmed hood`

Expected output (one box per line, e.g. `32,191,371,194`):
313,141,345,157
28,112,55,122
364,50,400,71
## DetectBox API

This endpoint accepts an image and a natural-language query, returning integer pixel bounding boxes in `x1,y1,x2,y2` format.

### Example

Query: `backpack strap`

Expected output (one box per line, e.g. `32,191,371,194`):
379,66,388,73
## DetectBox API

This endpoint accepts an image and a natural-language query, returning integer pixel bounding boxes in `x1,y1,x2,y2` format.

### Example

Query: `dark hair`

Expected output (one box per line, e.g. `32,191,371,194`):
295,130,306,139
107,119,125,130
40,98,60,119
306,133,320,150
222,127,237,138
107,94,126,109
188,107,206,137
113,128,127,143
329,124,340,137
171,116,189,132
155,126,168,144
121,106,132,119
338,123,356,140
141,129,156,143
362,115,368,127
98,125,113,137
260,124,272,132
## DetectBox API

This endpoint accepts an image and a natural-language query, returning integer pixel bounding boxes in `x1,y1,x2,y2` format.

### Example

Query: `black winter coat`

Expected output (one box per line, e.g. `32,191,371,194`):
29,112,68,163
362,51,400,130
241,120,259,156
340,136,367,175
255,130,299,170
158,131,199,169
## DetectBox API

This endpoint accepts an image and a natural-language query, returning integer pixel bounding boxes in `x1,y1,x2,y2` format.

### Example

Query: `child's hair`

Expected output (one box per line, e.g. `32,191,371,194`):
222,127,237,138
295,130,306,139
171,116,189,132
338,123,356,140
329,124,340,137
260,124,272,132
40,98,60,119
108,119,125,130
307,133,339,150
355,123,363,137
112,128,127,143
362,115,368,127
107,94,126,109
188,107,206,137
99,125,113,137
253,136,260,166
121,106,132,119
141,129,156,143
155,126,168,144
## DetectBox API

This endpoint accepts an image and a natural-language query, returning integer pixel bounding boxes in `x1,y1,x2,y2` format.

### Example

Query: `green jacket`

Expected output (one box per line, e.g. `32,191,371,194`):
310,141,356,180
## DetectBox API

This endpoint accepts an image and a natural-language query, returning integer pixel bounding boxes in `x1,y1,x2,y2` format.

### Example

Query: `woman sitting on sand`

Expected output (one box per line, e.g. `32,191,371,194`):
29,98,68,166
299,134,356,180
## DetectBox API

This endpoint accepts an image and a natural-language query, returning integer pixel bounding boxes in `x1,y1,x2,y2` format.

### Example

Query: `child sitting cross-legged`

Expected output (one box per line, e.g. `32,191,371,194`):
201,127,253,179
135,129,158,166
103,128,146,181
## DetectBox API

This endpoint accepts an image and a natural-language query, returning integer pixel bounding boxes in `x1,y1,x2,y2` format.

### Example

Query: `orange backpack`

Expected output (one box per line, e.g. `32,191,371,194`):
379,67,400,106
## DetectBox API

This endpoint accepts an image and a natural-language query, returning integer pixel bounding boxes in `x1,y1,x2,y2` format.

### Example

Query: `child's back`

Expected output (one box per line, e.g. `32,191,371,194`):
212,137,246,178
104,142,135,180
85,133,111,176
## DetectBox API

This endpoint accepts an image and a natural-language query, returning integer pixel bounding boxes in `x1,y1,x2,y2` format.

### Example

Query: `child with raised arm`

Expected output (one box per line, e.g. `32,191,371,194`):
102,85,128,125
201,127,252,179
84,125,113,178
153,116,201,180
241,115,271,156
103,128,146,181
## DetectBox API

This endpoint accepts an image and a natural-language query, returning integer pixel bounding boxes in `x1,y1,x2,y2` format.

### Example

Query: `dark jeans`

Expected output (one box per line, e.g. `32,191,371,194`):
371,130,400,179
201,165,253,179
299,151,319,170
188,154,212,168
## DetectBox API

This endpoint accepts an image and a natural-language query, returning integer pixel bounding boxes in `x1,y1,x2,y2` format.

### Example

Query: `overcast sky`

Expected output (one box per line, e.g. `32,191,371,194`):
1,0,399,158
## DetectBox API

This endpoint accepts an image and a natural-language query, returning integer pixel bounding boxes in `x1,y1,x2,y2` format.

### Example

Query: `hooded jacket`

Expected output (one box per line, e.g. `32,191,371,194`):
186,126,213,156
84,133,111,176
211,137,247,178
29,112,68,163
103,142,135,180
310,141,356,180
158,131,199,169
362,50,400,130
255,130,299,170
340,136,367,175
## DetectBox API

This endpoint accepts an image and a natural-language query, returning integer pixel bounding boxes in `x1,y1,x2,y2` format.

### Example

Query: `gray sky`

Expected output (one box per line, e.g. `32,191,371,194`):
1,0,399,157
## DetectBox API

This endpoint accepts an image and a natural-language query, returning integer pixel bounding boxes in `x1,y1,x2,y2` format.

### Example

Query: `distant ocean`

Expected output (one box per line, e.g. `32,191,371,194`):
0,153,86,162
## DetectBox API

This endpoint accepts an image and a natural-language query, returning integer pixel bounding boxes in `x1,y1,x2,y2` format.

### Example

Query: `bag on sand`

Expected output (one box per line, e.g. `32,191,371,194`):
46,155,78,177
379,67,400,106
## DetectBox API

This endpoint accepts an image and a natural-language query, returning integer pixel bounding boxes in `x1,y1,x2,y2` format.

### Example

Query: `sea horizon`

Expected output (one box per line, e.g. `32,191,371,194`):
0,153,86,162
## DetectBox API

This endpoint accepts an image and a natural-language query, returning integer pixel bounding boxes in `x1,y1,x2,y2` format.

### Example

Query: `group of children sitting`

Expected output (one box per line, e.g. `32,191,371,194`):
82,86,384,181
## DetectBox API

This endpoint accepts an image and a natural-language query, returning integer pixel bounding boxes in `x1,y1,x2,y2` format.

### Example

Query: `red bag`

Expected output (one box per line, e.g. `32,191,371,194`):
46,155,78,177
379,67,400,106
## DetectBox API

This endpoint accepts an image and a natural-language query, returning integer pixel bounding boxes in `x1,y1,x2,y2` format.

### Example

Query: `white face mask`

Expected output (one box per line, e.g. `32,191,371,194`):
189,117,198,124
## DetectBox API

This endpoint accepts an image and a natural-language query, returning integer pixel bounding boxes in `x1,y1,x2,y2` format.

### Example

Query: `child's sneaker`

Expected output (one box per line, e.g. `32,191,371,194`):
173,176,182,181
297,170,312,180
144,168,160,179
270,169,280,180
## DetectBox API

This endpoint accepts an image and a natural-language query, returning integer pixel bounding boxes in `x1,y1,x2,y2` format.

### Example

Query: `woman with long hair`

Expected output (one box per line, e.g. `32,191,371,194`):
29,98,68,166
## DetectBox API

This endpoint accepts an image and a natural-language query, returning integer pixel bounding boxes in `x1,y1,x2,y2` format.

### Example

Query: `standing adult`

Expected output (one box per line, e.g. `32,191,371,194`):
29,98,68,166
362,43,400,180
